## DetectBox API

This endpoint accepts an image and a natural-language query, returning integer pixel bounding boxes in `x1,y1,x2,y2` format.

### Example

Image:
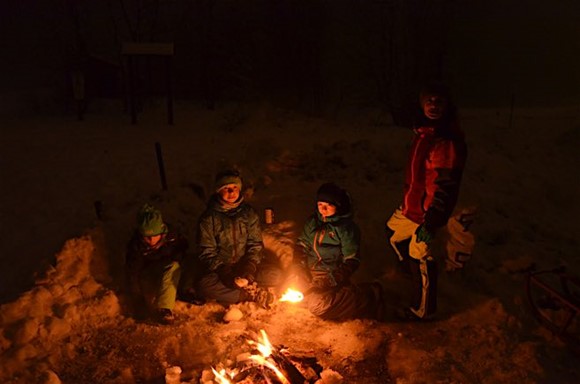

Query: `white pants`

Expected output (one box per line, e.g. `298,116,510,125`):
386,208,436,318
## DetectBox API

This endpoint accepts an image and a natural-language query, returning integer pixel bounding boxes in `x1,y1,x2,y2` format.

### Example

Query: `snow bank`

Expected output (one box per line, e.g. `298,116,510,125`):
0,228,121,382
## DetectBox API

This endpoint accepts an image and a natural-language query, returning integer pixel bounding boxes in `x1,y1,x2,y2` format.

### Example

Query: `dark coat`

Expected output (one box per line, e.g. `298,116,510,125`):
297,209,361,276
125,229,188,290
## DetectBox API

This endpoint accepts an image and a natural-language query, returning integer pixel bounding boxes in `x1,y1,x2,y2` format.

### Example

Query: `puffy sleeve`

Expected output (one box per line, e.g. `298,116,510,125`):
425,138,467,230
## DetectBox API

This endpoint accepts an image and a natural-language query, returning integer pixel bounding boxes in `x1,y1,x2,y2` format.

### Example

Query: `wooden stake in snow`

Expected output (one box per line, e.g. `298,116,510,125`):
155,142,168,190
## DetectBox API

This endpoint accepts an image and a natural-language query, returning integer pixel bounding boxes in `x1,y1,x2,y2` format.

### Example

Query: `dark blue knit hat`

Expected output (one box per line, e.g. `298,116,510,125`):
316,182,351,215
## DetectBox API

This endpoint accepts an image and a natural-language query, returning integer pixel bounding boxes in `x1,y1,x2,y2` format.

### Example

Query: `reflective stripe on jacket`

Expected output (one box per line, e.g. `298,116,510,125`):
297,210,360,274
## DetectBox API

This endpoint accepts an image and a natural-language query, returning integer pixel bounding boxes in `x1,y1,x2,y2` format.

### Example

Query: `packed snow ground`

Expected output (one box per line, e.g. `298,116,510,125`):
1,101,579,383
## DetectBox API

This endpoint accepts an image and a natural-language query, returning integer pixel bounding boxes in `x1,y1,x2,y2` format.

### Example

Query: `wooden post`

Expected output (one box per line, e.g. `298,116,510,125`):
155,142,168,190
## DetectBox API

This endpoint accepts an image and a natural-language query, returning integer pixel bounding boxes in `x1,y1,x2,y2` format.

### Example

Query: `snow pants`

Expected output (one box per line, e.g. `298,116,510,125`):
304,282,383,321
140,260,181,311
386,208,437,318
197,262,283,306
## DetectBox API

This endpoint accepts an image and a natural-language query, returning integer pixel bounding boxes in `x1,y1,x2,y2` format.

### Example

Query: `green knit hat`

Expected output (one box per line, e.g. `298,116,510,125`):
214,170,242,193
137,204,167,237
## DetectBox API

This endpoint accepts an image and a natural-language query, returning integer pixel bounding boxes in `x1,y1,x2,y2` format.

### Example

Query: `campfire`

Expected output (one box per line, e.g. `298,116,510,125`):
179,288,330,384
202,328,323,384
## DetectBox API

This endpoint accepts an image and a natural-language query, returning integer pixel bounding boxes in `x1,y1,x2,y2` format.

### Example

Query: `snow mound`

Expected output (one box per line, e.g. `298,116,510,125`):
0,228,121,382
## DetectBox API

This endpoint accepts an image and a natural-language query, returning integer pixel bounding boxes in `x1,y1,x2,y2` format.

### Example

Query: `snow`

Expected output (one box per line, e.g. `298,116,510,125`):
1,100,579,383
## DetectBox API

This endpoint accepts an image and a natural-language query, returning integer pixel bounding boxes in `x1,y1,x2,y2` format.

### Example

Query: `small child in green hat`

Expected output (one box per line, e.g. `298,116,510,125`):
125,203,188,324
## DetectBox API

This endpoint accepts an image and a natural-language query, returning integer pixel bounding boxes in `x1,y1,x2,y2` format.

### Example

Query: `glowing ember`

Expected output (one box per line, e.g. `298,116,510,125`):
279,288,304,303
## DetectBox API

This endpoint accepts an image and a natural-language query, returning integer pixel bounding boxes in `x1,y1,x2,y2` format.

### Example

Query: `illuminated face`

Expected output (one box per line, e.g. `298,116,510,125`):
144,234,163,247
422,95,448,120
219,184,240,203
317,201,337,218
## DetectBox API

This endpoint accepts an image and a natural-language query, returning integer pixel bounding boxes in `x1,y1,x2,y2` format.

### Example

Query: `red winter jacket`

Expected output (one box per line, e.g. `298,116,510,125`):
401,119,467,230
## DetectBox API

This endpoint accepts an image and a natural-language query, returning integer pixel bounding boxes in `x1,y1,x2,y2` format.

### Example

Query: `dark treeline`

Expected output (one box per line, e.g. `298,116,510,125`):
6,0,455,119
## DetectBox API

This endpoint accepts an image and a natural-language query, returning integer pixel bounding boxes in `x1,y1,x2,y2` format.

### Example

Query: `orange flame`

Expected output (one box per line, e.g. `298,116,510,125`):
279,288,304,303
248,354,290,384
211,367,233,384
248,330,290,384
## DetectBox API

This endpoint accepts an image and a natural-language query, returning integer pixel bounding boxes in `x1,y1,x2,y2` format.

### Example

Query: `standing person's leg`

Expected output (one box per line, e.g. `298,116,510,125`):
409,234,437,318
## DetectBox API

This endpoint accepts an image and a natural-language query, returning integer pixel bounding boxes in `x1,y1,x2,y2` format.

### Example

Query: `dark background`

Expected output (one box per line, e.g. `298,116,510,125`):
1,0,578,119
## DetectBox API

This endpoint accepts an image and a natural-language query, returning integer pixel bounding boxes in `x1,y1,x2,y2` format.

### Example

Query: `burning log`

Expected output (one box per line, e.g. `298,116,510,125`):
204,329,325,384
270,348,307,384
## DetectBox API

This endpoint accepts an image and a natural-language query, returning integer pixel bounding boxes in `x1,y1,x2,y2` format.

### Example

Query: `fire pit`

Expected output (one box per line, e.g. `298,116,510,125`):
202,328,324,384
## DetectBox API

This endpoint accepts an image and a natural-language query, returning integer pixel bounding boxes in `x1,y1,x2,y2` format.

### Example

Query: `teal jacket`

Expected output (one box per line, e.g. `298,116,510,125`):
197,195,263,272
297,209,361,275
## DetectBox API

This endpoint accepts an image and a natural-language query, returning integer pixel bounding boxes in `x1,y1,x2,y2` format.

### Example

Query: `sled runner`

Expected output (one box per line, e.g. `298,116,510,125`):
526,266,580,351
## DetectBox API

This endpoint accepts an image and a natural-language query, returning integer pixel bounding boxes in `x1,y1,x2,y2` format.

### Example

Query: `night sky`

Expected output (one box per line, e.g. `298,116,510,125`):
1,0,579,115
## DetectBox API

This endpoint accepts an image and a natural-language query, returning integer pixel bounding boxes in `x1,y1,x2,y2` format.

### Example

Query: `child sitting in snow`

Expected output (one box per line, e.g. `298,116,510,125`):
125,204,188,324
195,170,283,308
291,182,384,321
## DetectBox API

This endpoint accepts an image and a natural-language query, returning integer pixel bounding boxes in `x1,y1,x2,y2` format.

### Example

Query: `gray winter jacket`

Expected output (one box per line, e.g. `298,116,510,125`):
197,195,263,272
